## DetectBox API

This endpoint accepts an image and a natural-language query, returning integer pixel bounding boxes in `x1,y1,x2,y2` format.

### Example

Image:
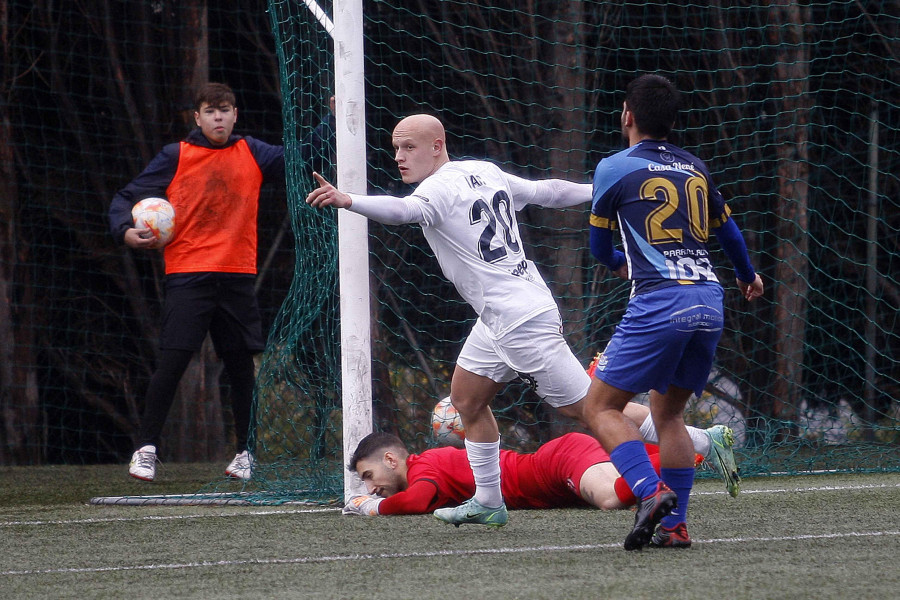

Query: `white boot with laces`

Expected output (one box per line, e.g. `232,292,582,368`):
129,445,158,481
225,450,256,480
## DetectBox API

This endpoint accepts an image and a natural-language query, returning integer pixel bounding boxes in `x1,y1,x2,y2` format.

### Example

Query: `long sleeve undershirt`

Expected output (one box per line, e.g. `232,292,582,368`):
345,175,591,226
377,479,440,515
714,217,756,283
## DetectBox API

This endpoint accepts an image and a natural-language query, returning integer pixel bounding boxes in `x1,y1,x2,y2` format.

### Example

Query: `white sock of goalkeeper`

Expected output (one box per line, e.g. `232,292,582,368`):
465,437,503,508
639,414,711,458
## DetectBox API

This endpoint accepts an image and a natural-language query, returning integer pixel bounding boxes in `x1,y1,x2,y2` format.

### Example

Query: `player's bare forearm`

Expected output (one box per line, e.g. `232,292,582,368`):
305,171,352,209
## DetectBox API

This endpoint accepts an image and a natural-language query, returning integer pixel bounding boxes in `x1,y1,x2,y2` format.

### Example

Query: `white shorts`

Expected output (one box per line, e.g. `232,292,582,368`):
456,309,591,408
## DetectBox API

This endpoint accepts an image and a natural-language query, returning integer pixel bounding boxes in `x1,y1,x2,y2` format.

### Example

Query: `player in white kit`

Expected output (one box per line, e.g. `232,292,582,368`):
307,113,595,527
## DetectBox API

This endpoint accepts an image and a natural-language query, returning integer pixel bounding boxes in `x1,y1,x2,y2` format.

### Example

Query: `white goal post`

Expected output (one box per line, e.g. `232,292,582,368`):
330,0,372,500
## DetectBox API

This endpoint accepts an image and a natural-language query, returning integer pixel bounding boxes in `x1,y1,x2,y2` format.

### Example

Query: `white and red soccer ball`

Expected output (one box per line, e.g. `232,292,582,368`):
132,197,175,248
431,396,465,446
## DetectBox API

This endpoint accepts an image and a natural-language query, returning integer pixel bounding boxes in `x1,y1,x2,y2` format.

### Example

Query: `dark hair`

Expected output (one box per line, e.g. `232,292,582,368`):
194,82,236,111
625,74,680,139
347,432,406,472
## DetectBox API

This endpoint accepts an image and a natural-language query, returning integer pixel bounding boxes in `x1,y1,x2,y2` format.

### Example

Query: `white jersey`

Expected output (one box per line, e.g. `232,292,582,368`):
408,160,558,336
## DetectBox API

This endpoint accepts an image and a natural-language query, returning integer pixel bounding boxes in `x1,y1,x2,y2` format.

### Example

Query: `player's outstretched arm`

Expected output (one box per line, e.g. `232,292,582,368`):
305,172,425,226
376,480,443,515
505,173,592,209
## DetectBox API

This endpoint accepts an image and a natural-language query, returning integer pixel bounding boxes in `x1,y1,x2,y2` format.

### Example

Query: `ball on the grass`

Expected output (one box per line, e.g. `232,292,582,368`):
131,197,175,248
431,397,465,446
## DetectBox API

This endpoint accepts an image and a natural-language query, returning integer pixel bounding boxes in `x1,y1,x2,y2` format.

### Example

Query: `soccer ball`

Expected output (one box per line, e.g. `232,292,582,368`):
132,197,175,248
431,397,465,446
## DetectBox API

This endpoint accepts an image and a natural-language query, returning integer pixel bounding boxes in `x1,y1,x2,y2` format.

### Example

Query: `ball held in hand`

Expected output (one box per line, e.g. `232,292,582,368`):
132,197,176,248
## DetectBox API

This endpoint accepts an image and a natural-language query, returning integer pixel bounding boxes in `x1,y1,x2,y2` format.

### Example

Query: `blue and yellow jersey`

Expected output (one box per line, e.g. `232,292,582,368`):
591,140,731,295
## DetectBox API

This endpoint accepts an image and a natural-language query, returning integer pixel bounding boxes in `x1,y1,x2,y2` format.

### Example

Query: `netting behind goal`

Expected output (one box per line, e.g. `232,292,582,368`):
2,2,897,504
208,0,899,504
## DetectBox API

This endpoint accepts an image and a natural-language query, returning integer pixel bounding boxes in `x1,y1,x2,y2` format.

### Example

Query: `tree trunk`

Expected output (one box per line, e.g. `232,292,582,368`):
767,0,811,431
0,0,42,464
370,270,401,437
178,0,209,128
529,1,590,351
166,336,227,462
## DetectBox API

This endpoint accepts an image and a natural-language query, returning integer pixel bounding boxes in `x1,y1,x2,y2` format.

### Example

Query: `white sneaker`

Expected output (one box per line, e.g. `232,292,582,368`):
225,450,256,480
129,445,158,481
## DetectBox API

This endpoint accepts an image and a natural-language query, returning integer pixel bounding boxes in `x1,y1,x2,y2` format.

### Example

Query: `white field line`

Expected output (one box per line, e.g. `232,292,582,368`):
691,481,900,496
1,530,898,577
2,482,897,527
0,507,339,527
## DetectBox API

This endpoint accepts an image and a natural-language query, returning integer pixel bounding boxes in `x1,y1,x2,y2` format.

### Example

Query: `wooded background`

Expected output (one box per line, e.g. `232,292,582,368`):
1,0,897,467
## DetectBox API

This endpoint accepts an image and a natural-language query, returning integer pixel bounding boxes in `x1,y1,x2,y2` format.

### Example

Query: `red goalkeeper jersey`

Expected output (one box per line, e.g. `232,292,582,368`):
378,432,616,515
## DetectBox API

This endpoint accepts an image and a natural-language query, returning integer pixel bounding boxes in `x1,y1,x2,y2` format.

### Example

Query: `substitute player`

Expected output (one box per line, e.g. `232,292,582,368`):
584,74,764,549
342,431,703,516
109,83,331,482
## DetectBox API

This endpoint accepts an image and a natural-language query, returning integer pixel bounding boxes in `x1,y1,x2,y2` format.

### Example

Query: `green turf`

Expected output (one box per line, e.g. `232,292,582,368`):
1,465,897,599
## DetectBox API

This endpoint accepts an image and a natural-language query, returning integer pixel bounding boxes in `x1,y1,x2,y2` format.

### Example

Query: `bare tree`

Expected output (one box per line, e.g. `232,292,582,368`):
0,0,41,463
765,0,811,432
530,1,592,348
408,0,597,350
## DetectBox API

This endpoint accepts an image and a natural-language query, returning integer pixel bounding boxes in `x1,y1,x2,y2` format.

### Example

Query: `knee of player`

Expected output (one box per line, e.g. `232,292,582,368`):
556,400,587,425
447,395,489,417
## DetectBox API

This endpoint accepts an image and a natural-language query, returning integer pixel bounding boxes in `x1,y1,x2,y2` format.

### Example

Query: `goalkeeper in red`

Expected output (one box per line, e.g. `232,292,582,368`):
343,431,703,516
585,74,763,549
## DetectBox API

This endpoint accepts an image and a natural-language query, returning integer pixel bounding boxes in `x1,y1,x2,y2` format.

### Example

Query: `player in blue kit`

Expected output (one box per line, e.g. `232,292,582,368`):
584,74,764,550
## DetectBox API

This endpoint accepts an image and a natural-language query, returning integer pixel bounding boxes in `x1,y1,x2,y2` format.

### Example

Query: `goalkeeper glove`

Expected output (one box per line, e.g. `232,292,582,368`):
342,494,383,516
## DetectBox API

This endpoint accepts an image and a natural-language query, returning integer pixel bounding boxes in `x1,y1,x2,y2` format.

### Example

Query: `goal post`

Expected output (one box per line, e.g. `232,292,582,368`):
332,0,373,500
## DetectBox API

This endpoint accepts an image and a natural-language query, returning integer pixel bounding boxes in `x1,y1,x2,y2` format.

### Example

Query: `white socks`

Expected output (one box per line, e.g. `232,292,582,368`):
639,414,711,458
465,437,503,508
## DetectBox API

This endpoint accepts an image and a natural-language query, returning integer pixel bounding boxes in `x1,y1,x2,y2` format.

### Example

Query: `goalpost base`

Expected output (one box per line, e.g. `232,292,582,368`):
89,491,340,507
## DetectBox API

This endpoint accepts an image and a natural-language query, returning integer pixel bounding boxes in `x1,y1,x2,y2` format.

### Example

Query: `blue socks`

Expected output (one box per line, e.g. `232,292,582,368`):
610,441,695,528
609,440,660,500
660,467,695,528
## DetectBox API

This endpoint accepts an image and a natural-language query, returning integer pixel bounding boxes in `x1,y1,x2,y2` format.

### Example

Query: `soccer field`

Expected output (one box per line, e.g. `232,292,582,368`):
1,464,897,599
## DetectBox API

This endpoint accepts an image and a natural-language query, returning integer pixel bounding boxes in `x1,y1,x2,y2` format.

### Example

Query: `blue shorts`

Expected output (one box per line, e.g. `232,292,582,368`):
593,284,724,397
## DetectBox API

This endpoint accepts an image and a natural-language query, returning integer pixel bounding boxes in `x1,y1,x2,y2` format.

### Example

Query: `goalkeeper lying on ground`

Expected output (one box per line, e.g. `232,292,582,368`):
343,417,736,517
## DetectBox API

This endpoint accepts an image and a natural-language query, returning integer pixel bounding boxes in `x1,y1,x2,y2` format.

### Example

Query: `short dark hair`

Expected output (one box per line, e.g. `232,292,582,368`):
625,74,680,139
194,82,236,111
347,432,406,472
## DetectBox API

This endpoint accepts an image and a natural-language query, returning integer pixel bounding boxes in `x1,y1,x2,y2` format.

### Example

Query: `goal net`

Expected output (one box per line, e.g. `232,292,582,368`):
10,2,893,505
194,0,899,505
